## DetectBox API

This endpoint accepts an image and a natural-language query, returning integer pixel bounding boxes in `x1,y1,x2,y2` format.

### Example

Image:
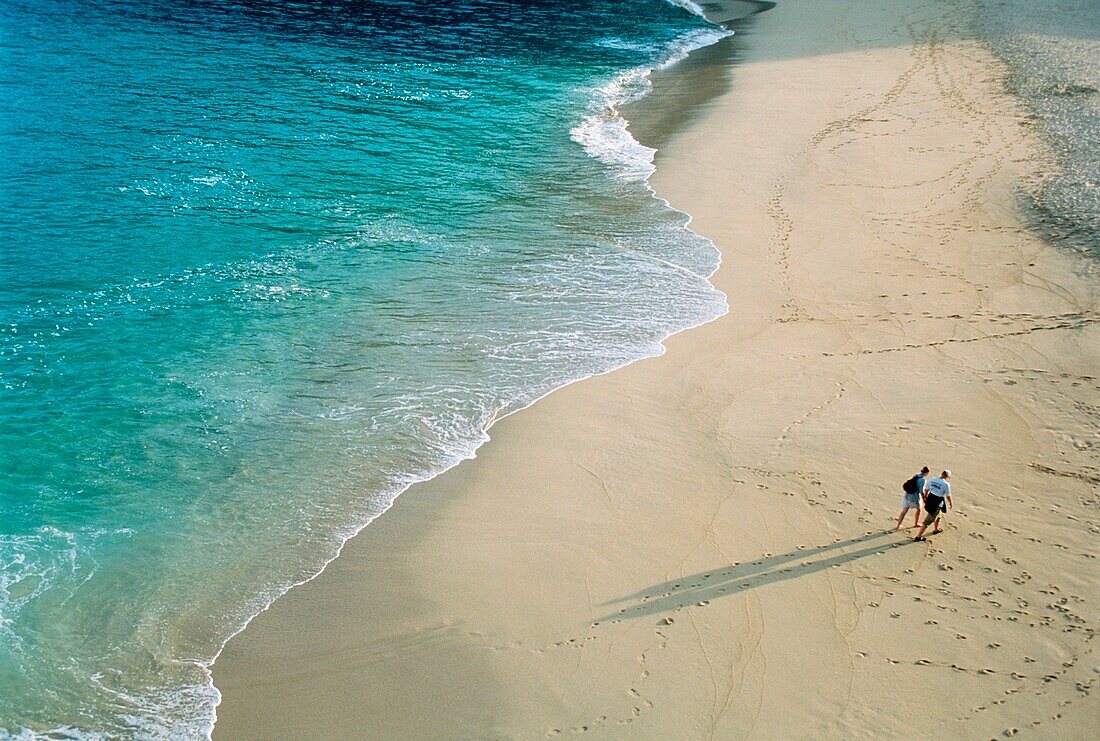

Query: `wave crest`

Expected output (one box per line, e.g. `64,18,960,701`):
570,27,732,182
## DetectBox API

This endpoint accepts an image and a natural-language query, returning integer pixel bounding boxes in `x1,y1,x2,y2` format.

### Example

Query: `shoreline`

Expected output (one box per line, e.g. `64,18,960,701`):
198,12,742,737
212,1,1098,738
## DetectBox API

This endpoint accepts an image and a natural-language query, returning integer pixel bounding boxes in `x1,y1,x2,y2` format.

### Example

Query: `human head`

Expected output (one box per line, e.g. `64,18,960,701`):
941,470,951,479
920,466,930,474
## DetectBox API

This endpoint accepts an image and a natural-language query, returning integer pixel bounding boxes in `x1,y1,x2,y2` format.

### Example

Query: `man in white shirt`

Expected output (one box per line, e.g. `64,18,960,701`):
914,470,953,541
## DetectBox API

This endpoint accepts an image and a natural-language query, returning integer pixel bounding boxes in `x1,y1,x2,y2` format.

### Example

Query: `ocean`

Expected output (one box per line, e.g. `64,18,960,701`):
0,0,728,736
977,0,1100,258
3,0,1096,737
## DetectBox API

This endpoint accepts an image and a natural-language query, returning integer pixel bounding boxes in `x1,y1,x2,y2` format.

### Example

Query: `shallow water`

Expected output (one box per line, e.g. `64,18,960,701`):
0,1,727,735
978,0,1100,256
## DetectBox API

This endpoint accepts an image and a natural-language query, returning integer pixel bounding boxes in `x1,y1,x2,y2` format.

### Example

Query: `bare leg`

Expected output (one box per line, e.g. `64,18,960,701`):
895,508,910,529
913,509,920,528
913,522,929,540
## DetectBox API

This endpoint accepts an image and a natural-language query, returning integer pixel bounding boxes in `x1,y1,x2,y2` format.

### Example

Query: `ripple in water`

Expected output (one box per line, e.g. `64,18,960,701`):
0,0,728,736
979,0,1100,257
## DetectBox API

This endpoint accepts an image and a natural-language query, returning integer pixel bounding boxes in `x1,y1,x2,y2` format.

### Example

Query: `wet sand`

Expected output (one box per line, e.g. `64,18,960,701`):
212,1,1099,737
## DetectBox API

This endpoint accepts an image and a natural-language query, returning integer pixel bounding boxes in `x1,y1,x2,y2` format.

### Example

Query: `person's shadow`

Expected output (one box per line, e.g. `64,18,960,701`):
598,530,909,622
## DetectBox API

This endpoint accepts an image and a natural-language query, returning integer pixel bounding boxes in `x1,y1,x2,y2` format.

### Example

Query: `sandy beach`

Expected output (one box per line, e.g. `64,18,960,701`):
212,0,1099,737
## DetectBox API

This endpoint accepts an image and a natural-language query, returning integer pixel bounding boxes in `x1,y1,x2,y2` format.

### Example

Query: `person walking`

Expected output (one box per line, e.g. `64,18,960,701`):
914,470,953,541
896,466,929,529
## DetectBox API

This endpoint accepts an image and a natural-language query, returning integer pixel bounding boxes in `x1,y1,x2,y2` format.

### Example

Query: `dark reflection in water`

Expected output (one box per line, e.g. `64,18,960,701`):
101,0,668,59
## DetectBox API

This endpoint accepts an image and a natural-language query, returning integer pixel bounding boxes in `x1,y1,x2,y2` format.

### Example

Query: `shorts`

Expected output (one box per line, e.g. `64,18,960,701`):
902,493,920,508
923,497,945,526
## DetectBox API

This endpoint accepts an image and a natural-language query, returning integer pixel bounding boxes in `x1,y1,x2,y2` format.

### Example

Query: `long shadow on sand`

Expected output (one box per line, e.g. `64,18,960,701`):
598,530,911,622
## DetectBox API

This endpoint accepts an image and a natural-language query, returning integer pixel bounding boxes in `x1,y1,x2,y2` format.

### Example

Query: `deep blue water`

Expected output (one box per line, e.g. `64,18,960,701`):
0,0,727,736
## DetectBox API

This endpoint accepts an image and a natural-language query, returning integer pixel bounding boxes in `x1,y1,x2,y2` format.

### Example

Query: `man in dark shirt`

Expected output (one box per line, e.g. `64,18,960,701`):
914,470,953,541
896,466,929,529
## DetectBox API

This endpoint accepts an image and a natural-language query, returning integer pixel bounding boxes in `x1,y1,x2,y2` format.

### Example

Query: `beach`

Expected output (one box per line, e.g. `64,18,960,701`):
213,0,1099,737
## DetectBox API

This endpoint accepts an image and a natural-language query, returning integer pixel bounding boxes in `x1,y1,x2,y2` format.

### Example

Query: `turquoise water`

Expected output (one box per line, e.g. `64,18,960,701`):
0,0,727,736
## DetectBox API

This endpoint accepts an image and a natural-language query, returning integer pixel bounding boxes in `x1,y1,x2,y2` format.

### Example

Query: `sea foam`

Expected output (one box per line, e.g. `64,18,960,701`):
571,27,732,183
0,2,732,738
